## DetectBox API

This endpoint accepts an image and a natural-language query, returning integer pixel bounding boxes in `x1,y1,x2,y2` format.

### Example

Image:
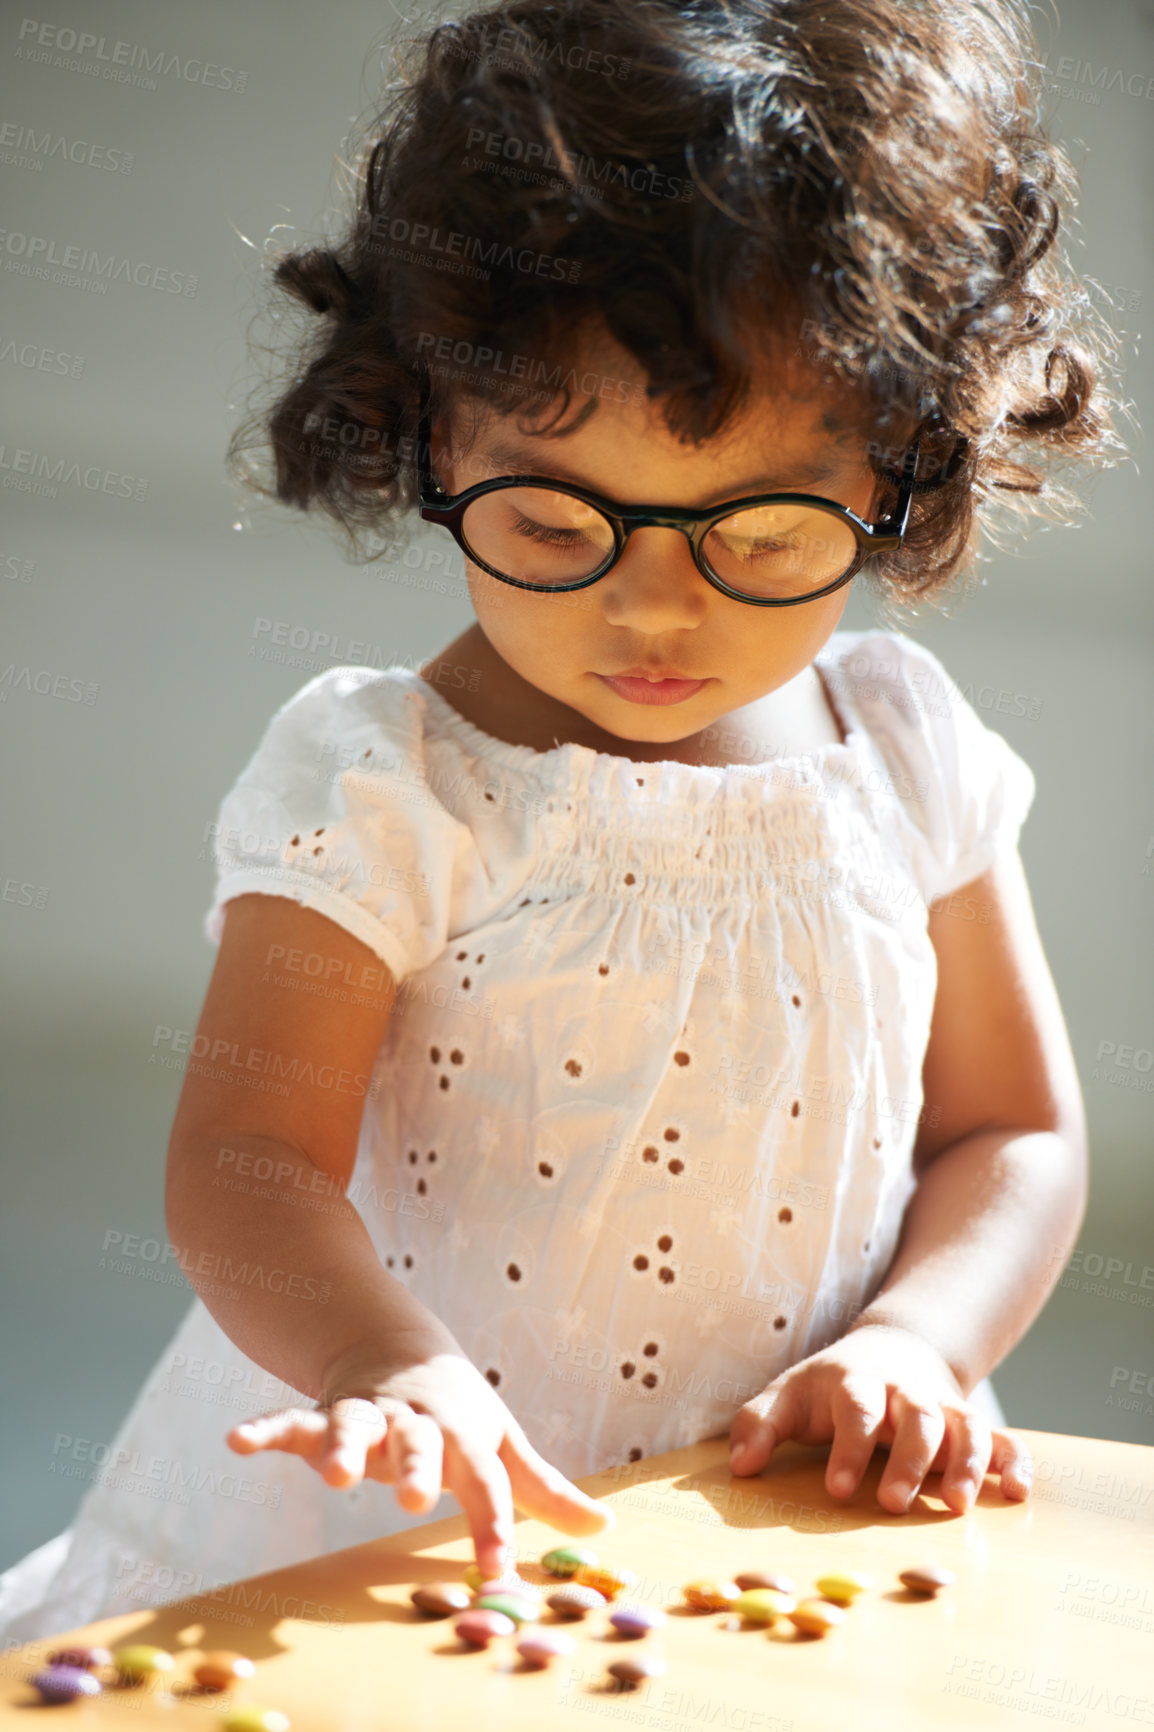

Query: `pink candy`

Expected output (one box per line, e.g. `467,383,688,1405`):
454,1609,516,1646
516,1629,577,1668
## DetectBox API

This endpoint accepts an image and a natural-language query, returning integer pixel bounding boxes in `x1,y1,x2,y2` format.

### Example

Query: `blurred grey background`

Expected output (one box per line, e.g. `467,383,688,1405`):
1,0,1151,1575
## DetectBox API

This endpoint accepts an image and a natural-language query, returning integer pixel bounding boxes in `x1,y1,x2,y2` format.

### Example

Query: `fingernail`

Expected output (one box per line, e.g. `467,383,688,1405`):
830,1470,855,1496
888,1480,912,1508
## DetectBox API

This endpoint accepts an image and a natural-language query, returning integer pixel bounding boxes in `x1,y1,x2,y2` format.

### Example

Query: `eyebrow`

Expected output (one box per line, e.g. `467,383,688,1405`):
475,439,853,501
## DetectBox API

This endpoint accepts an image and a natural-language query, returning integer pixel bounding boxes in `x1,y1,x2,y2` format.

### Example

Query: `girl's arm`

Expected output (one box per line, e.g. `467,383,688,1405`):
166,894,611,1577
844,842,1089,1389
730,845,1088,1512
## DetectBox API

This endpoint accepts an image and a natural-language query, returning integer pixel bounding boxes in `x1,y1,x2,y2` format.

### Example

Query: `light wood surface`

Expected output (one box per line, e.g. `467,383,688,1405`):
4,1429,1153,1731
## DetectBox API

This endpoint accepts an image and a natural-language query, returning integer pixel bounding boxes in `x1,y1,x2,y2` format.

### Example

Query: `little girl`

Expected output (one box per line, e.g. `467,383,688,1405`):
2,0,1124,1643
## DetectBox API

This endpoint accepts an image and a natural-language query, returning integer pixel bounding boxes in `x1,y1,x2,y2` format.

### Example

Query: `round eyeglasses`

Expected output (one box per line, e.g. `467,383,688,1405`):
414,377,963,606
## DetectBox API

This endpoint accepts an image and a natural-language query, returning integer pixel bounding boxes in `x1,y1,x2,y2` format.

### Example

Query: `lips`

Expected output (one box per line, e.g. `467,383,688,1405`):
608,667,702,682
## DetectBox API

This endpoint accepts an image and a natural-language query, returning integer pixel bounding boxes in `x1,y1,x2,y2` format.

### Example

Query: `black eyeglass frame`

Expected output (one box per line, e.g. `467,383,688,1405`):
414,375,964,607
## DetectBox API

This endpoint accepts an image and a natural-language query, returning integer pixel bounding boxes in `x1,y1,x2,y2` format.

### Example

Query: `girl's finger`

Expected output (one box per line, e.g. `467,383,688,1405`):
989,1427,1034,1501
439,1432,519,1585
497,1422,616,1537
935,1406,993,1514
823,1374,889,1499
317,1396,388,1488
728,1377,802,1476
382,1408,446,1512
875,1393,946,1514
227,1407,330,1457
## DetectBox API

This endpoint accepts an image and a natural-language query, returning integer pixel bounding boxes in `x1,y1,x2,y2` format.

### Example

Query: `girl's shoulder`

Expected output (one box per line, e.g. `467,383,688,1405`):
819,628,1037,904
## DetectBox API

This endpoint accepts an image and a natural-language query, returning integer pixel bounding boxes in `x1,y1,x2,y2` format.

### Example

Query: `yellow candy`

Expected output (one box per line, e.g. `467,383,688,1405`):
815,1570,873,1605
463,1563,486,1591
733,1587,796,1623
572,1563,635,1601
113,1646,175,1684
682,1579,741,1612
220,1710,290,1732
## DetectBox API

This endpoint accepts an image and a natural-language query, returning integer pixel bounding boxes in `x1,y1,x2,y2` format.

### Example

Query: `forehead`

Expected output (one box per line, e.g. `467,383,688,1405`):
444,317,872,494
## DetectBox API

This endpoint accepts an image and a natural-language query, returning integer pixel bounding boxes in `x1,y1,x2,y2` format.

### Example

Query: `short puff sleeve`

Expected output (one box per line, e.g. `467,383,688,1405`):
202,668,469,983
856,632,1037,904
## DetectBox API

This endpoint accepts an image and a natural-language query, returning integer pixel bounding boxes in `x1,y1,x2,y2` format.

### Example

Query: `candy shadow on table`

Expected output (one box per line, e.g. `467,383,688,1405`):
58,1547,564,1668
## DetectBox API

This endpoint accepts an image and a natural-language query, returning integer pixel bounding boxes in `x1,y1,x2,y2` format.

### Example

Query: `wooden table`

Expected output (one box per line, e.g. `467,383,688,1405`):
4,1430,1153,1731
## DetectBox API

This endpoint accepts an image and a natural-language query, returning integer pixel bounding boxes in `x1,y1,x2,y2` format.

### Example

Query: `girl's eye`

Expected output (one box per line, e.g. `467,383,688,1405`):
511,510,589,548
721,536,798,563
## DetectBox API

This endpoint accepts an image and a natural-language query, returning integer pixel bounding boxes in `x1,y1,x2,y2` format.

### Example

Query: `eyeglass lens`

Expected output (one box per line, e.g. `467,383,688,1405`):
460,486,859,599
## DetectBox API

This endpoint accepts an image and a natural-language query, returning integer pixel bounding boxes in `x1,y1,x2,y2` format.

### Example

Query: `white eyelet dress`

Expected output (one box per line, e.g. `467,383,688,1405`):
0,628,1035,1641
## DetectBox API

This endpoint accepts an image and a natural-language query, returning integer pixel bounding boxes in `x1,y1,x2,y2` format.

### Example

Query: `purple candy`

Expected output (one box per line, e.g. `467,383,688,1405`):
32,1666,103,1703
608,1603,667,1638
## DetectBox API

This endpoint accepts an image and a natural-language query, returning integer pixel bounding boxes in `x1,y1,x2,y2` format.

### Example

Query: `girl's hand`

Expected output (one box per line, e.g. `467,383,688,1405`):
727,1323,1033,1514
226,1345,613,1582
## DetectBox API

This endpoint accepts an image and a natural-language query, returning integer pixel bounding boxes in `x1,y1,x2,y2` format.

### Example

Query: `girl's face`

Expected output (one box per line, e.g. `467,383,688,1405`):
430,321,887,759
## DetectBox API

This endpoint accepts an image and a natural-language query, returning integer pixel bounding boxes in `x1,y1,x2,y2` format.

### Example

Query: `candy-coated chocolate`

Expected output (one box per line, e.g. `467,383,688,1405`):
608,1604,667,1638
48,1646,112,1672
411,1582,474,1617
682,1578,741,1611
542,1544,600,1578
573,1563,635,1600
788,1598,846,1636
545,1583,608,1618
194,1652,257,1691
472,1592,540,1624
32,1667,102,1703
733,1570,795,1595
515,1629,577,1668
608,1654,667,1686
733,1588,796,1624
815,1570,873,1604
463,1562,486,1591
899,1564,956,1594
219,1708,290,1732
113,1645,176,1683
454,1609,516,1646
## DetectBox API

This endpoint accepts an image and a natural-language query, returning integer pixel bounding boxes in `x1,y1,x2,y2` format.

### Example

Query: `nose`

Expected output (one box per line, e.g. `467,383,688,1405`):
593,526,710,628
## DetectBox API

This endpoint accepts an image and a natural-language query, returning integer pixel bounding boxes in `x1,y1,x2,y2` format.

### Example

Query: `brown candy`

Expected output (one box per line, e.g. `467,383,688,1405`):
546,1583,609,1618
48,1648,112,1672
193,1652,256,1692
410,1582,474,1617
733,1570,795,1595
682,1579,741,1612
899,1564,956,1595
608,1654,667,1687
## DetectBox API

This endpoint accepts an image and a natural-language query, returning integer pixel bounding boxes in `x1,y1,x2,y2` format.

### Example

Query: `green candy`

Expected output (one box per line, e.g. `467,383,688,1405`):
541,1545,600,1578
472,1593,541,1625
220,1710,290,1732
113,1646,174,1683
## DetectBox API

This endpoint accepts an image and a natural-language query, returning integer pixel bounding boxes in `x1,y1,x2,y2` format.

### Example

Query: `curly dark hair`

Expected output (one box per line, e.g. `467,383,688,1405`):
226,0,1132,614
